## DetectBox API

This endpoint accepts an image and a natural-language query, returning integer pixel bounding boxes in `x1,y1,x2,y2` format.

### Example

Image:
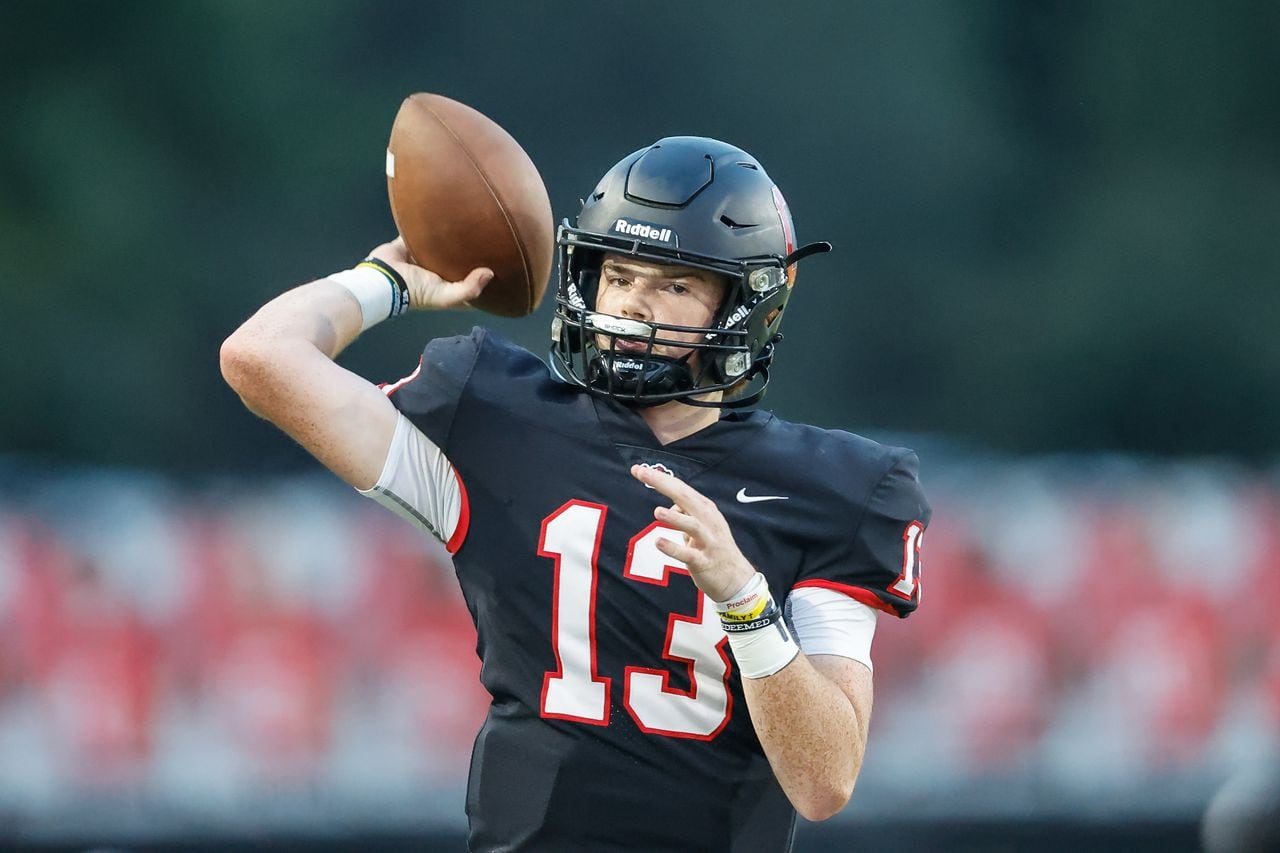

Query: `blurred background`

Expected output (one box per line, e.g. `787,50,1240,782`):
2,1,1278,850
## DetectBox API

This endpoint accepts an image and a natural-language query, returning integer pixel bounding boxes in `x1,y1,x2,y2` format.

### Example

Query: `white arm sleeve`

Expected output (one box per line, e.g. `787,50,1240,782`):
784,586,879,672
357,412,463,547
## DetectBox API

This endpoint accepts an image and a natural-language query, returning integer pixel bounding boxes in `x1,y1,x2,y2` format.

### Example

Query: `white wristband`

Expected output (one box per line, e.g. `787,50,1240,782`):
714,571,770,619
726,621,800,679
714,572,800,679
329,261,409,332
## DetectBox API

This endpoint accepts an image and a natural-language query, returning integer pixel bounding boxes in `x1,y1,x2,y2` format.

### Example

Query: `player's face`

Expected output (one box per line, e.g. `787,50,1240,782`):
593,254,728,361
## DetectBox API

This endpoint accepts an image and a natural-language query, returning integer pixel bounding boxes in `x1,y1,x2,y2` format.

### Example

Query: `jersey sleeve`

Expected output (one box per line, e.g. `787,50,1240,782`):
354,329,484,552
378,328,485,452
793,449,931,618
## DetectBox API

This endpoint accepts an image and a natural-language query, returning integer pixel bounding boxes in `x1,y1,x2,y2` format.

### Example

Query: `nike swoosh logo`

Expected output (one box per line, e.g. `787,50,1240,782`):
736,488,789,503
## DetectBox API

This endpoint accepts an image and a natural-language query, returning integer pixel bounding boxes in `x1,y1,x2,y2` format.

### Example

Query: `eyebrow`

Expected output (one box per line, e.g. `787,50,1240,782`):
602,261,705,280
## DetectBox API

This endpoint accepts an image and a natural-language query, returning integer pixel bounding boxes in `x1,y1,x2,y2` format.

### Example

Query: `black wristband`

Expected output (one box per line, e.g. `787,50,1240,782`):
357,258,411,317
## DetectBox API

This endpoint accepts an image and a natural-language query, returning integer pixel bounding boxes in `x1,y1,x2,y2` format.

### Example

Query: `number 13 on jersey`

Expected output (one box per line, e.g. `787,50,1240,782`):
537,500,733,741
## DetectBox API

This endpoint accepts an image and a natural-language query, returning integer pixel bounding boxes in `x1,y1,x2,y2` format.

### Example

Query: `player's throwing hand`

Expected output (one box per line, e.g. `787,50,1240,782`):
368,237,494,311
631,463,757,602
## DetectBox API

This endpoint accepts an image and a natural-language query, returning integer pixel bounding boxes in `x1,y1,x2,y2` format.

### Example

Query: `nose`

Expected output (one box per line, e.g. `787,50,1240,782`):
617,282,652,321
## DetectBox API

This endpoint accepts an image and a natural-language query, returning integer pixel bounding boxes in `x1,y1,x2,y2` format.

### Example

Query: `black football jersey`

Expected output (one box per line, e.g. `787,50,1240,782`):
385,328,930,853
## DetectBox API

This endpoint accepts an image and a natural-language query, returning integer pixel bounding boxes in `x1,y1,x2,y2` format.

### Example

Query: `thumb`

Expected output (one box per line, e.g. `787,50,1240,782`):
409,266,495,310
460,267,495,302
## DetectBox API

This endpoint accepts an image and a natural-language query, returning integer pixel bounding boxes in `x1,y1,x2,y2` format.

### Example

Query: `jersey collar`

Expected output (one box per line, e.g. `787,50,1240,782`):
589,395,772,481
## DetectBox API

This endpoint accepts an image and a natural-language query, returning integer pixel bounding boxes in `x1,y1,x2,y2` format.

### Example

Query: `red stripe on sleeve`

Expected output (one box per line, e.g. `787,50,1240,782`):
791,578,903,617
445,467,471,554
379,358,422,397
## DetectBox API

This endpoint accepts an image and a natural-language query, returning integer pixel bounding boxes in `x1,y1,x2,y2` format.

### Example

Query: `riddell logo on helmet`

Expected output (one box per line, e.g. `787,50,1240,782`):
611,218,677,246
721,303,751,328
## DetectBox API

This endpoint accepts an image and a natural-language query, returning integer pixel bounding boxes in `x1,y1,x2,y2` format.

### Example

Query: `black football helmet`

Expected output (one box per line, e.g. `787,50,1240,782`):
549,136,830,407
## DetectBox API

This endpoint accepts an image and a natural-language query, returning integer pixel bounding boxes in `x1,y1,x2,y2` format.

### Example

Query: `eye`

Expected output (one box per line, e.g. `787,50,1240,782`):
668,283,689,295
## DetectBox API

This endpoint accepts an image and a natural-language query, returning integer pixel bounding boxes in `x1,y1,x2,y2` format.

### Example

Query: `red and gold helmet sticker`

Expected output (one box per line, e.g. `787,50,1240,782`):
771,185,798,286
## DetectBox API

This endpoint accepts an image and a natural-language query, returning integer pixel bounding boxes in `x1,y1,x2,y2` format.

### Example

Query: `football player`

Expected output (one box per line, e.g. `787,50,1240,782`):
221,136,930,852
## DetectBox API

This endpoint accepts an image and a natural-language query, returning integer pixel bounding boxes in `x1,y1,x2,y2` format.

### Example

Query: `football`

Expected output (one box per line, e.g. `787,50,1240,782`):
386,94,554,317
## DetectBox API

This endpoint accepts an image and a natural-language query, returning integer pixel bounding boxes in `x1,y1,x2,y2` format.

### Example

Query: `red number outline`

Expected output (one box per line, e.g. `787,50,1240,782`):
621,522,733,741
537,499,612,726
888,520,924,601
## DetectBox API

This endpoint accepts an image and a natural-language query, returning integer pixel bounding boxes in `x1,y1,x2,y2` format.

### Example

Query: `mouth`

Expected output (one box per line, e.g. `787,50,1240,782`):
613,339,647,354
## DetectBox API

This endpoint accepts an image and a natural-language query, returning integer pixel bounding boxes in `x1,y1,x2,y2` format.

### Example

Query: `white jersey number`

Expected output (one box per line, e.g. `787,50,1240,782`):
537,501,732,740
889,520,924,600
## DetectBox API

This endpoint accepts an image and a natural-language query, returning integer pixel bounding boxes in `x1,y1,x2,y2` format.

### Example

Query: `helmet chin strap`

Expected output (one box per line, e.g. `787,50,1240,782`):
683,351,773,410
590,346,772,410
591,349,696,406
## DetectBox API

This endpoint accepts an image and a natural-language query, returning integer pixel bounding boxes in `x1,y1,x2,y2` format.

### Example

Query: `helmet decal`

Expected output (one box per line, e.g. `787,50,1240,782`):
609,217,678,246
771,185,798,286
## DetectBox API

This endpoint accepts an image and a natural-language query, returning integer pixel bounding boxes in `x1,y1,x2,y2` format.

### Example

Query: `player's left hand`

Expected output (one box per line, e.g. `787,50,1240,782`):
630,464,756,602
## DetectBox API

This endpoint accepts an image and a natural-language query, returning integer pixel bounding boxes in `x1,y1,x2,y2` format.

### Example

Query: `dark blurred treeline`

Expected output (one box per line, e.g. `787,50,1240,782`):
2,0,1277,473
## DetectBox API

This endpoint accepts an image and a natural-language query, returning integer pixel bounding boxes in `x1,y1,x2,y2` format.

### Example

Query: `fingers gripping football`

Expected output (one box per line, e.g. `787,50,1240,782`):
369,237,494,310
630,464,756,602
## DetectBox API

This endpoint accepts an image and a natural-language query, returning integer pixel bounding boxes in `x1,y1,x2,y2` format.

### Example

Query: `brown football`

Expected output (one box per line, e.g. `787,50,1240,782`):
386,94,554,317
